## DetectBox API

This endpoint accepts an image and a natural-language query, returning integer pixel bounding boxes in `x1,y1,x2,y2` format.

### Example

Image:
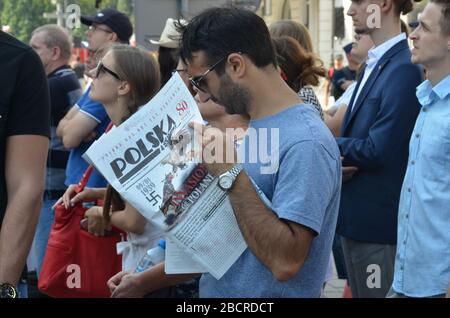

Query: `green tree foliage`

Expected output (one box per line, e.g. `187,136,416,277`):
117,0,134,25
0,0,134,44
1,0,54,43
0,0,3,25
70,0,134,41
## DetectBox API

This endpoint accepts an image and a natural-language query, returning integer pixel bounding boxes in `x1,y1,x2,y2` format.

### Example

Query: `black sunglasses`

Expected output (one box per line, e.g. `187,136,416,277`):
188,54,232,92
96,61,121,81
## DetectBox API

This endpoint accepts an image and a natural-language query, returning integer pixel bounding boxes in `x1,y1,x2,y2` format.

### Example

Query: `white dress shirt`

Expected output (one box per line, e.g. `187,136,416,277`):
351,33,407,111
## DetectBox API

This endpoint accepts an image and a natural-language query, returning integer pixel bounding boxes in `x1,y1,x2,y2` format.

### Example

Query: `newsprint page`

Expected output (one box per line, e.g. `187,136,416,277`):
83,73,247,279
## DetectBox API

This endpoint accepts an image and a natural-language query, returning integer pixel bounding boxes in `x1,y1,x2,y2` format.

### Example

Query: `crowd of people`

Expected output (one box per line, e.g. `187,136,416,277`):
0,0,449,299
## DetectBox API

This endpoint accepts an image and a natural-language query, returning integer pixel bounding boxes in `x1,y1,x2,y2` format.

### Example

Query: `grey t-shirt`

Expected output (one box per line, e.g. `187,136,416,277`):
200,104,341,298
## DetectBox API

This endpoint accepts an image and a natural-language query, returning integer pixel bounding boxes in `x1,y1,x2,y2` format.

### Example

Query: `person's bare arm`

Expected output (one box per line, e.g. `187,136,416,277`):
57,107,98,149
0,135,48,285
190,123,316,282
228,172,315,281
108,262,200,298
56,106,78,139
110,203,147,235
85,203,147,236
325,104,348,137
54,186,106,210
340,80,354,91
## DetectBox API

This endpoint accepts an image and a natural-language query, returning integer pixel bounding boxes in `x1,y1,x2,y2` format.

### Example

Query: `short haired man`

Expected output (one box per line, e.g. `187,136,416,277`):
389,0,450,298
29,24,82,277
337,0,423,297
325,54,345,106
82,8,133,51
332,43,359,101
57,8,133,188
185,7,341,297
0,31,50,298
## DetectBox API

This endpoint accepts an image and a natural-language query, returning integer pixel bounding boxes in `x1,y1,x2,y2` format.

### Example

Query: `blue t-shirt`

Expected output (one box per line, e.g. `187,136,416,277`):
65,87,109,187
200,104,342,298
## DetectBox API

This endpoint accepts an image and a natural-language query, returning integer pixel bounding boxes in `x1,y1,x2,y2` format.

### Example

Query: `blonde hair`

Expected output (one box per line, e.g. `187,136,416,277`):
32,24,72,60
109,44,161,121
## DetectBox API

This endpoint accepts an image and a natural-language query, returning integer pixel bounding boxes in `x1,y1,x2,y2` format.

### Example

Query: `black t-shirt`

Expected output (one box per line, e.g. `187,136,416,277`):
332,66,357,100
46,65,82,196
0,31,50,225
48,65,81,124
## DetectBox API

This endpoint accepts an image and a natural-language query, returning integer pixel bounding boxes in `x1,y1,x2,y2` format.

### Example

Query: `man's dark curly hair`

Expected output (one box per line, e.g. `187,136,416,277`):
177,7,277,74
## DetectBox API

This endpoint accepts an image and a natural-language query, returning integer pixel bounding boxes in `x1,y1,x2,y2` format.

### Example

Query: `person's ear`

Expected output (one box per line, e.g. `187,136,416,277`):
52,46,61,61
380,0,394,14
117,81,131,97
110,32,119,43
227,52,246,79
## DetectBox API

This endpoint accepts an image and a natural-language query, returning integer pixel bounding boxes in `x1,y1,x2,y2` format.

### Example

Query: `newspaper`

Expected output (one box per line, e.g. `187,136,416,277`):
165,238,207,274
162,164,247,278
164,173,274,276
83,73,246,279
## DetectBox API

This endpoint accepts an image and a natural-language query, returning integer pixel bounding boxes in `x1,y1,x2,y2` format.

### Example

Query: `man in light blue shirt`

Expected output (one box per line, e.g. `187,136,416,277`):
199,104,341,298
390,0,450,298
106,7,341,298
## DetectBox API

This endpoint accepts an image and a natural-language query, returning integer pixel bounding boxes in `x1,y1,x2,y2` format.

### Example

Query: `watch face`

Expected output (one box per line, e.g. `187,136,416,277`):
219,175,233,190
0,284,17,298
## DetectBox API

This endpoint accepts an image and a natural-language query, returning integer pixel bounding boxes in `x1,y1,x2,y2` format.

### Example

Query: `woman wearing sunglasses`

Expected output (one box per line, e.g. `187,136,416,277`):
56,44,163,272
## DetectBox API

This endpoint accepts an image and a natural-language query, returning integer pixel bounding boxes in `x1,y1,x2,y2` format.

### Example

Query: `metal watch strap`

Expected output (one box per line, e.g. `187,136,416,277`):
229,164,243,179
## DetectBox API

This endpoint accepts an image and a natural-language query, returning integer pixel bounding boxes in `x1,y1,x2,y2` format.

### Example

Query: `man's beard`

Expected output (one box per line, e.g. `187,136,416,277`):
213,74,251,116
355,27,370,35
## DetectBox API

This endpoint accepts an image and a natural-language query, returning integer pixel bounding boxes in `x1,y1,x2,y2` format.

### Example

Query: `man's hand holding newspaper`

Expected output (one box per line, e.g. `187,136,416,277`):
189,122,237,177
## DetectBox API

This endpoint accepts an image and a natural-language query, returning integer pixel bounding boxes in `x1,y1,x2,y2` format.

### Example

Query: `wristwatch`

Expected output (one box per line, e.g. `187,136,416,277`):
218,164,243,191
0,283,18,298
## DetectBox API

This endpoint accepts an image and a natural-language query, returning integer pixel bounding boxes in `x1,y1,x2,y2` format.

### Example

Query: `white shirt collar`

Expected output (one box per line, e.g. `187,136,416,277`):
366,33,406,68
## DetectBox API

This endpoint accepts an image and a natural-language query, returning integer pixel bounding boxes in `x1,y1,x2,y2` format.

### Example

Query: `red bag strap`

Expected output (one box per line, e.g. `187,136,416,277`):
74,121,114,194
74,166,94,193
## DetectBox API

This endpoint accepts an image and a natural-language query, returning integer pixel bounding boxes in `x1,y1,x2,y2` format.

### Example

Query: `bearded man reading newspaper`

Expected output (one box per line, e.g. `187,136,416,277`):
108,7,341,298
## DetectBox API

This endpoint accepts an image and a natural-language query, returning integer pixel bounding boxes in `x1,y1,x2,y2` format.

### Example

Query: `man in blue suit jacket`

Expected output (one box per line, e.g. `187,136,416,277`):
336,0,423,298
